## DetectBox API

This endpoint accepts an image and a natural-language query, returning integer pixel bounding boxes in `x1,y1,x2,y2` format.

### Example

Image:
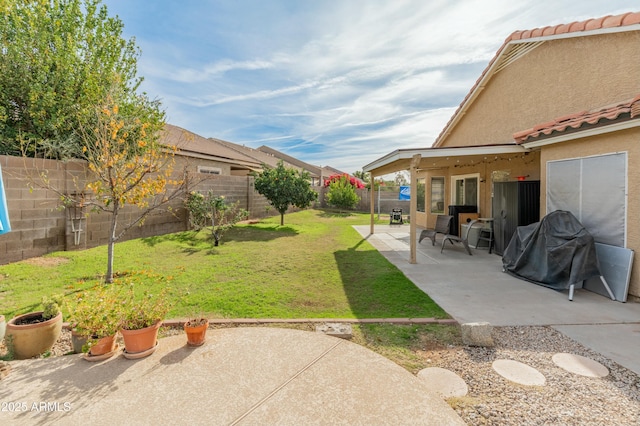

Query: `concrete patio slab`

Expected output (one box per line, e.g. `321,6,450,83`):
354,224,640,376
0,327,465,426
551,323,640,375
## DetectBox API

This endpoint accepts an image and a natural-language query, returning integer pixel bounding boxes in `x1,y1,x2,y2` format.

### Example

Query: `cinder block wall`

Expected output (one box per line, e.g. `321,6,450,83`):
0,155,276,264
188,174,273,219
0,156,68,263
0,154,414,265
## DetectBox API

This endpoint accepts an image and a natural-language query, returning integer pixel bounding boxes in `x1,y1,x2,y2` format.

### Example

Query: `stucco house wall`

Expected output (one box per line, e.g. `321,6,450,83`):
538,127,640,299
441,31,640,148
417,32,640,231
418,151,540,230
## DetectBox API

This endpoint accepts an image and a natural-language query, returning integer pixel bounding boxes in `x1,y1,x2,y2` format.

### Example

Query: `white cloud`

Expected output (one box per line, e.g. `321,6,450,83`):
106,0,636,172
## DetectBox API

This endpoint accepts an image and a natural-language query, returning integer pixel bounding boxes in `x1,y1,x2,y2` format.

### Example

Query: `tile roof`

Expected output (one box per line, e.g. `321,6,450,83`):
507,12,640,40
513,94,640,143
210,138,302,171
257,145,322,177
433,11,640,147
162,124,261,167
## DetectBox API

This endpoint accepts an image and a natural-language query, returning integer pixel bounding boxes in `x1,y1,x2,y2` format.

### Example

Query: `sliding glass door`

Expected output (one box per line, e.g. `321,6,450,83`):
452,174,479,207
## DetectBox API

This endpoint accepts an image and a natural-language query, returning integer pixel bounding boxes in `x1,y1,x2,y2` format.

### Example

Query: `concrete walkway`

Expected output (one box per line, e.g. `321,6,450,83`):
0,328,465,425
355,224,640,375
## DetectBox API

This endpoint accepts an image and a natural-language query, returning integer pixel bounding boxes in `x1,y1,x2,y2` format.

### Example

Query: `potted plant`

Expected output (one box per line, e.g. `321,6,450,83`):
119,287,170,359
184,317,209,347
5,295,63,359
65,286,123,360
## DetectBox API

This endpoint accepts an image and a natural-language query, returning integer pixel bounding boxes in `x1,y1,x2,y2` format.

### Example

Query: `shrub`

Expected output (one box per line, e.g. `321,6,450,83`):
326,175,360,211
185,191,248,245
323,173,365,189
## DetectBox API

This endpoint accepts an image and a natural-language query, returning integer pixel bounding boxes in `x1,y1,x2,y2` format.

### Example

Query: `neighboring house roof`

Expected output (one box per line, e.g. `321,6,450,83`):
514,94,640,145
433,11,640,148
162,124,261,170
256,145,321,178
321,165,347,177
209,138,302,171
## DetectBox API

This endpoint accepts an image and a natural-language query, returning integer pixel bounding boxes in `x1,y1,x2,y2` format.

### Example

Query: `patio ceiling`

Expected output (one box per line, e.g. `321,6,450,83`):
363,144,531,177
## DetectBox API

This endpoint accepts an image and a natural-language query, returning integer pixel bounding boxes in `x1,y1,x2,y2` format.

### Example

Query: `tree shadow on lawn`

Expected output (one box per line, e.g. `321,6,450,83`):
333,242,448,319
140,226,298,255
141,231,203,247
222,225,298,243
318,210,357,219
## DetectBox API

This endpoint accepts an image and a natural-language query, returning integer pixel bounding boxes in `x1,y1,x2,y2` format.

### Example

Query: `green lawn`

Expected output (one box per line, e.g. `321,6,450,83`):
0,209,448,320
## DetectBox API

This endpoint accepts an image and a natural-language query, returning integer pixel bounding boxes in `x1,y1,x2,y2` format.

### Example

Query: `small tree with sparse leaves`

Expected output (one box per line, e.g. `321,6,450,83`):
185,191,248,246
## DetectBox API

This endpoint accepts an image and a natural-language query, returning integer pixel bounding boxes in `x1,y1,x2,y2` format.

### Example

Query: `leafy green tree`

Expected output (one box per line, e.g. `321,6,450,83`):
326,175,360,212
353,170,369,183
394,171,409,186
0,0,143,158
353,170,385,190
253,161,317,226
5,0,174,283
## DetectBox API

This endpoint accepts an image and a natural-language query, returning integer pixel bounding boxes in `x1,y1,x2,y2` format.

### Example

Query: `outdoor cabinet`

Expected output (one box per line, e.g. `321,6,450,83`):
448,205,478,236
492,181,540,255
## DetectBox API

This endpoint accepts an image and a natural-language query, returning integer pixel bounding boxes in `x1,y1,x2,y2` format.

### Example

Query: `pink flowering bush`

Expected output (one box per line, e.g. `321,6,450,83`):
323,173,365,189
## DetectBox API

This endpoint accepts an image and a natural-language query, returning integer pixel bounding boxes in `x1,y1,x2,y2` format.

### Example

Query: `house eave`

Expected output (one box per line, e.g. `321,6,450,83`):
520,119,640,149
363,144,529,174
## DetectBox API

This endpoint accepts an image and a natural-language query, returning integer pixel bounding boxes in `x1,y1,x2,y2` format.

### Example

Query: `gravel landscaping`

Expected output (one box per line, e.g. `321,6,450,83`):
429,326,640,425
1,324,638,425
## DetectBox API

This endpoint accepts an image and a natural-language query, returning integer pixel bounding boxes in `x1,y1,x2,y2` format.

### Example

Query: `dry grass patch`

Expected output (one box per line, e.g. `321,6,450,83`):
23,257,70,267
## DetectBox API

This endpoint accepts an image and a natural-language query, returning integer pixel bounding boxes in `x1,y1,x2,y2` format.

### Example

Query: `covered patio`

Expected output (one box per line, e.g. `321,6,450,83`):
353,223,640,375
362,144,539,264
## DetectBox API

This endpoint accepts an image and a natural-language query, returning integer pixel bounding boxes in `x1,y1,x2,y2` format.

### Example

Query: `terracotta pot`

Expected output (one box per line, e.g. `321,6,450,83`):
88,334,118,357
184,319,209,347
120,321,162,356
6,311,63,360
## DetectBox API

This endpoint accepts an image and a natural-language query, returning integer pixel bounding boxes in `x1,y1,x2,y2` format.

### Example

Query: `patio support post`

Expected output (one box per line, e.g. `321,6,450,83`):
409,154,421,264
369,172,375,235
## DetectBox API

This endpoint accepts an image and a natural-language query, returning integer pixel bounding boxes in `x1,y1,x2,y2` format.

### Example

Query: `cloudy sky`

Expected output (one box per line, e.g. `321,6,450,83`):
103,0,634,173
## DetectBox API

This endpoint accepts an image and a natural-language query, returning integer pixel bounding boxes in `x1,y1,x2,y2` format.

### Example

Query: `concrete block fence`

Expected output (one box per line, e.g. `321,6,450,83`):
0,155,277,264
0,155,409,264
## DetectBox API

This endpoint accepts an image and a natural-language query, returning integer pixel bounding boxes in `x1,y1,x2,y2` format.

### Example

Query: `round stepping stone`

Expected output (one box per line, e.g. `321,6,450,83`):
417,367,468,398
552,353,609,378
492,359,546,386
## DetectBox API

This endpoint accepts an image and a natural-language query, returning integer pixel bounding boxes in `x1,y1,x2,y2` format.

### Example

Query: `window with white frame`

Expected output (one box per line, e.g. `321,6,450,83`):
416,178,425,212
451,173,479,206
197,166,222,175
430,177,445,213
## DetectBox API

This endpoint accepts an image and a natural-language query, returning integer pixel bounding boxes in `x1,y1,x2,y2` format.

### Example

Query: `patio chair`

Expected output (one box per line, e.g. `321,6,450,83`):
419,215,453,246
441,219,477,255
